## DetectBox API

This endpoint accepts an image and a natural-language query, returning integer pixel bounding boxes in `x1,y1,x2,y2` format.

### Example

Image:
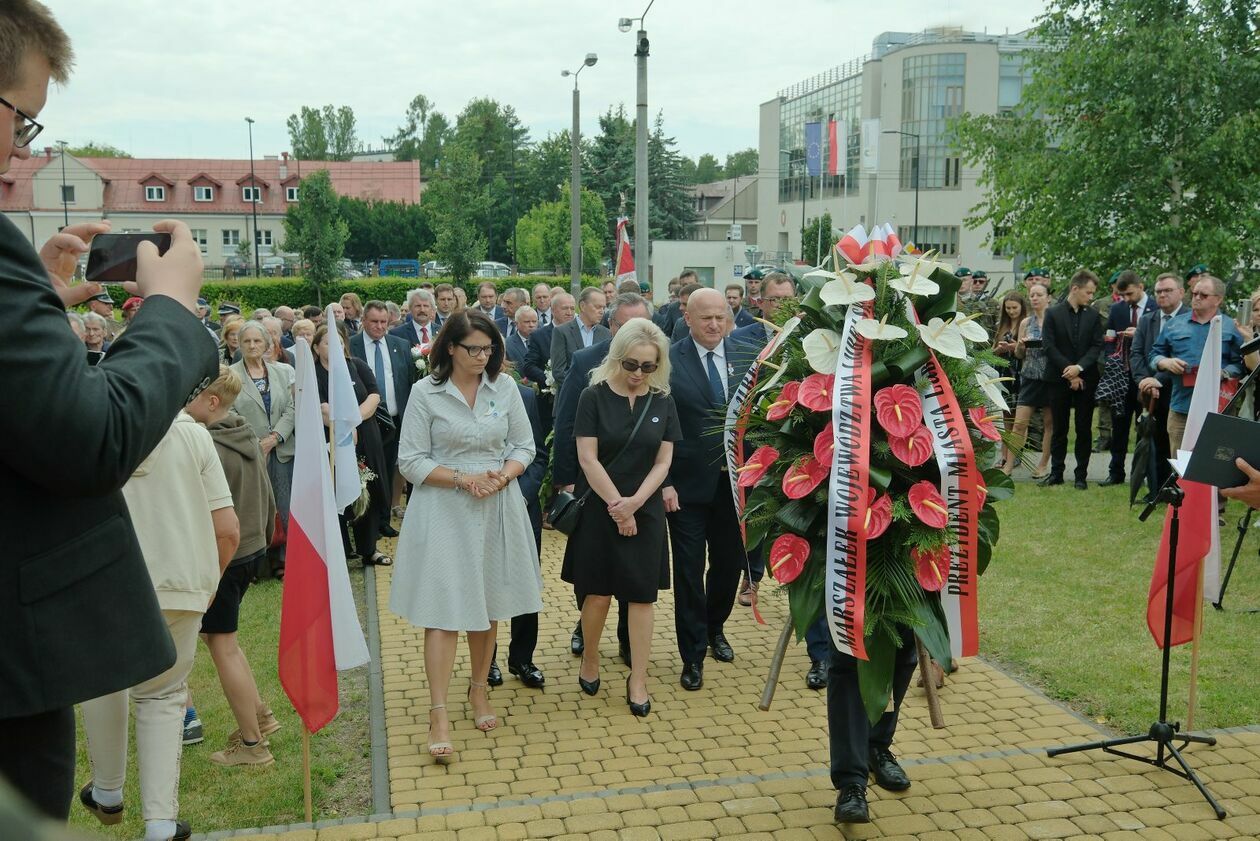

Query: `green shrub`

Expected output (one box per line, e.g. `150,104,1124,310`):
200,275,607,313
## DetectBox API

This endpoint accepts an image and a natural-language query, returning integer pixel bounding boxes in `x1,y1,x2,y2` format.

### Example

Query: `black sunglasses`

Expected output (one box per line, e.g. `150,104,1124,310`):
0,96,43,148
620,359,658,374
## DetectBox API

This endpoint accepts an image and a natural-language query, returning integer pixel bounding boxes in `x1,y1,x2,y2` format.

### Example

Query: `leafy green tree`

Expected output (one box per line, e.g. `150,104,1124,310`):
519,131,574,207
387,94,451,173
236,237,252,267
952,0,1260,280
452,98,531,263
800,211,836,264
647,112,697,241
692,153,724,184
64,142,130,158
724,148,758,179
286,105,361,161
585,105,636,248
336,197,432,262
513,185,606,273
425,143,488,282
283,170,350,302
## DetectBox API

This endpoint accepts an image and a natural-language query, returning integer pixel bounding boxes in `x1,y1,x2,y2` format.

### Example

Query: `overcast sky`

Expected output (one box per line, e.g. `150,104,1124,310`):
45,0,1045,164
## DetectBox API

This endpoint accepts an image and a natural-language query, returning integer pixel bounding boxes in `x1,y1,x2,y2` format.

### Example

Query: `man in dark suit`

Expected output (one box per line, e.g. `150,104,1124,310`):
666,288,756,690
552,293,652,658
488,385,550,689
1099,271,1157,486
667,281,705,342
522,292,574,429
1040,270,1105,489
472,280,506,324
1129,273,1186,500
0,27,219,817
505,306,537,371
391,288,439,346
351,301,414,536
724,283,757,329
551,286,610,391
495,288,528,338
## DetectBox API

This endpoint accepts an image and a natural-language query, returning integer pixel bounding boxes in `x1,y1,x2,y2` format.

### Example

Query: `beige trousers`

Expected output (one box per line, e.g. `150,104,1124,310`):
80,609,201,822
1168,410,1188,455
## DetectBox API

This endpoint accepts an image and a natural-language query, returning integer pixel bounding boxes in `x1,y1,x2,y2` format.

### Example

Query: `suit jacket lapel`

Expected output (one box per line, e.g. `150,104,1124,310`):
679,339,711,403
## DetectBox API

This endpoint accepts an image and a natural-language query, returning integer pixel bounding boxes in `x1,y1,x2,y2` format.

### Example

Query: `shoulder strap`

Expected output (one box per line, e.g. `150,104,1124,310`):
604,393,653,473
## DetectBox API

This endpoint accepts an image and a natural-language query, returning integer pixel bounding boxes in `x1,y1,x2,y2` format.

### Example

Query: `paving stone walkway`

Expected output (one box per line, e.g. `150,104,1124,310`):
212,532,1260,841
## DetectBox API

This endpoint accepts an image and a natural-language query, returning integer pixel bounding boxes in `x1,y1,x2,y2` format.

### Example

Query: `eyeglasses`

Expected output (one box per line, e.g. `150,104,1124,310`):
0,96,43,148
459,343,494,358
620,359,659,374
1154,287,1178,295
1191,291,1220,300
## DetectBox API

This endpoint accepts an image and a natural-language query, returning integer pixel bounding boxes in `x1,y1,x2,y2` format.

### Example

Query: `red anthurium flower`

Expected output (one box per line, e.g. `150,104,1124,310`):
782,456,828,500
908,481,949,529
874,384,924,438
766,381,801,421
737,445,780,488
813,426,835,466
864,488,892,540
769,533,811,584
888,425,934,467
967,406,1001,441
796,373,836,412
976,481,988,507
912,544,952,592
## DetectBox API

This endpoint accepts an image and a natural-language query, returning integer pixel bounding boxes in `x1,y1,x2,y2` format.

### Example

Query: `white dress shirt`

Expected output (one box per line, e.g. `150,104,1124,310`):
411,320,434,345
370,337,398,416
694,338,728,400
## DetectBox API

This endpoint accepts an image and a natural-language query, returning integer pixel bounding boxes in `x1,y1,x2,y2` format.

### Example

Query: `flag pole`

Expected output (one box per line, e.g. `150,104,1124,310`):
303,729,313,822
1187,562,1207,730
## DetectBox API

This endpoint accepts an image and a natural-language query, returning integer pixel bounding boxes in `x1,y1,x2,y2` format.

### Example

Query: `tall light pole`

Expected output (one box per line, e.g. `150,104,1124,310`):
884,129,920,248
562,53,598,295
56,140,68,228
245,117,261,278
620,0,654,290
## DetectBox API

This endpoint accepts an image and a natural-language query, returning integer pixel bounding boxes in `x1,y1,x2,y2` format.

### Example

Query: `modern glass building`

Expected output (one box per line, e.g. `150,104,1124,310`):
756,28,1039,287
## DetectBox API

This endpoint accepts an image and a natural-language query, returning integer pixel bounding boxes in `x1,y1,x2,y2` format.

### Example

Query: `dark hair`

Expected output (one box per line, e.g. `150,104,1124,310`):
476,281,497,294
428,311,504,384
724,283,744,296
363,299,389,316
434,283,454,295
996,291,1029,338
1115,270,1142,292
0,0,73,89
302,305,322,319
678,269,699,283
679,282,704,299
312,322,351,359
1070,269,1099,290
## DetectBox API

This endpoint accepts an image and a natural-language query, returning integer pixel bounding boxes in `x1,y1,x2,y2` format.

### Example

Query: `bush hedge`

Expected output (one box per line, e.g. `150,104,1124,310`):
198,275,607,313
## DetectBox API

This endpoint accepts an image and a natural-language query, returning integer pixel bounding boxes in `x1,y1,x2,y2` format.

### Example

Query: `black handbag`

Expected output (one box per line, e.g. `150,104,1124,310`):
548,393,653,536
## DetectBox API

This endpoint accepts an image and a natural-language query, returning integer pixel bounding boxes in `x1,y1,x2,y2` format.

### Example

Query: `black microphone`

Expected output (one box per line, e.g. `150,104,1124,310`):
1241,335,1260,357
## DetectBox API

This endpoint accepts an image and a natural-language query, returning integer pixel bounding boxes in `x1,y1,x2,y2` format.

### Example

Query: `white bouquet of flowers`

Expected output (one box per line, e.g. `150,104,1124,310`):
411,343,431,379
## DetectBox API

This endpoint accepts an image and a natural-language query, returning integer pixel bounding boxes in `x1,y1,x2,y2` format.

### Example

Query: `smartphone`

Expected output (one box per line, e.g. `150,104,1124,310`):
86,232,171,283
1023,338,1043,349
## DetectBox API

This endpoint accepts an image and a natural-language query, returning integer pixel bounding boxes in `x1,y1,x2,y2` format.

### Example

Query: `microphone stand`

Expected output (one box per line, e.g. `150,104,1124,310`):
1212,358,1260,611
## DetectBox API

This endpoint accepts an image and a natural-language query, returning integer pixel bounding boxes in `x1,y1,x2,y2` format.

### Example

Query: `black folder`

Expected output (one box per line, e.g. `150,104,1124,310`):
1181,412,1260,489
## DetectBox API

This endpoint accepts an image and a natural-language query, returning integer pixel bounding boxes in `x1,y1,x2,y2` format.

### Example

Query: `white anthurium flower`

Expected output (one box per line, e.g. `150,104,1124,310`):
755,317,803,394
855,315,909,342
819,273,875,307
915,317,967,359
975,363,1011,412
953,313,990,344
898,252,954,281
888,264,940,297
802,328,843,373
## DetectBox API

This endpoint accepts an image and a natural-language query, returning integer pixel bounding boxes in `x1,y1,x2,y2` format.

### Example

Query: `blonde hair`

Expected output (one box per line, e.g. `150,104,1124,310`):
220,319,243,344
204,364,242,404
588,317,671,395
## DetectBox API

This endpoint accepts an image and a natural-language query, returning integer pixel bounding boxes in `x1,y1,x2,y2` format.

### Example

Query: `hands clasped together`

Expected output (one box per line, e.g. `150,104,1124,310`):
456,470,512,499
606,496,641,538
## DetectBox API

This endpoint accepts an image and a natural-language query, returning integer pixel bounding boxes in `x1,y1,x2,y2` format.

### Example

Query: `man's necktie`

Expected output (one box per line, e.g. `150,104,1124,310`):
373,340,387,396
705,351,725,404
1130,303,1139,328
420,324,429,344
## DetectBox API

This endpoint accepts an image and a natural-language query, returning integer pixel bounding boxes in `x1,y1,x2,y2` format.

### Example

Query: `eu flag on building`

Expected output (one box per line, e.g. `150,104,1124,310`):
804,121,822,177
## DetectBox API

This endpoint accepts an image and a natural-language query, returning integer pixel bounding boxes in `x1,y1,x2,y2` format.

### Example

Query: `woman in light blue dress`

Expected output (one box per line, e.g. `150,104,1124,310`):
390,311,543,763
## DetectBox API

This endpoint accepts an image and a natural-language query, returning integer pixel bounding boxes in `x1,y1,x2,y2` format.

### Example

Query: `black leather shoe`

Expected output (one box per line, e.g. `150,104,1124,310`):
174,821,192,841
806,660,828,690
1099,474,1124,487
79,782,124,825
578,668,600,696
487,661,503,687
1037,474,1064,487
571,624,584,656
1074,479,1089,490
379,523,399,538
833,785,869,823
869,747,911,791
709,633,735,662
626,678,651,717
508,661,545,689
618,643,632,668
680,662,703,691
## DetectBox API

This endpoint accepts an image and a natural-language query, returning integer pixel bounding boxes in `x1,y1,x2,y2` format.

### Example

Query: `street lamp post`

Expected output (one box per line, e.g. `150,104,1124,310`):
56,140,68,228
884,129,920,247
245,117,262,278
562,53,598,296
620,0,654,289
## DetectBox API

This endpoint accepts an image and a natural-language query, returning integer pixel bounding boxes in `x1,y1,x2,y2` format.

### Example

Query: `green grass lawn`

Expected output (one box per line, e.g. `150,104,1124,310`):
984,484,1260,734
69,568,371,837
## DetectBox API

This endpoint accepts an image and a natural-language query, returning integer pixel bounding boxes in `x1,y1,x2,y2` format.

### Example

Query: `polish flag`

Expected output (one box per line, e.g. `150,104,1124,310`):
279,340,370,733
325,304,363,510
867,225,890,259
615,217,636,283
881,223,903,258
836,224,869,265
1147,316,1222,648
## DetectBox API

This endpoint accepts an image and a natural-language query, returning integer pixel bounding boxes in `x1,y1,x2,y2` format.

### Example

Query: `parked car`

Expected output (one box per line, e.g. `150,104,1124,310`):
422,260,449,278
474,261,511,278
380,259,421,278
337,258,363,279
223,255,250,277
260,255,287,277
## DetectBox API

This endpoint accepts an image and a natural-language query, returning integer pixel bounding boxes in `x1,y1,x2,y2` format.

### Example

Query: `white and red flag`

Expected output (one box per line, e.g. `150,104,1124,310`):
279,339,370,733
615,217,636,283
1147,316,1222,648
836,224,869,265
325,303,363,509
881,223,903,259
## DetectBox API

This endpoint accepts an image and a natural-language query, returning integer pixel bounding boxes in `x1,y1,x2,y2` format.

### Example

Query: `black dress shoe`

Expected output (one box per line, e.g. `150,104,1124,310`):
79,782,124,825
680,662,703,691
1074,479,1089,490
571,624,584,656
709,633,735,662
806,660,828,690
1099,474,1125,487
379,523,399,538
487,661,503,687
626,678,651,717
578,670,600,696
1037,474,1064,487
174,821,192,841
619,643,632,668
869,747,911,791
833,785,869,823
508,661,545,689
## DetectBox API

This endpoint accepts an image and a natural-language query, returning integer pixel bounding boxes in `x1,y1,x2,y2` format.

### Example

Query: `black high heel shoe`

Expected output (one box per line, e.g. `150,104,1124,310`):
578,666,600,696
626,678,651,717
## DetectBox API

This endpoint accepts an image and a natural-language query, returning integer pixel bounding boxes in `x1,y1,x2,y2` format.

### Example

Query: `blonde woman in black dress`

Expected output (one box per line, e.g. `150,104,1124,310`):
562,318,681,717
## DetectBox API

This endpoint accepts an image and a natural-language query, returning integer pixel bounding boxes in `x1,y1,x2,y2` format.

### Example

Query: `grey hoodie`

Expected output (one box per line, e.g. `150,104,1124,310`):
207,413,277,564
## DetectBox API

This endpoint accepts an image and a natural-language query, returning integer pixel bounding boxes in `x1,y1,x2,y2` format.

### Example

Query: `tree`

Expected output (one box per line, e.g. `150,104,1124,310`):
647,112,698,241
387,94,451,172
64,142,130,158
519,131,573,207
800,212,836,264
692,153,724,184
424,143,488,282
513,185,606,274
453,98,531,263
286,105,361,161
952,0,1260,281
282,170,350,303
236,237,252,266
585,105,636,251
337,197,432,262
724,148,758,179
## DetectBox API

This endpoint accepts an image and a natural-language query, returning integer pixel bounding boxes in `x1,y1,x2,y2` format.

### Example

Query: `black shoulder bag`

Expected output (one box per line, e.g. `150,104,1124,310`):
547,393,653,536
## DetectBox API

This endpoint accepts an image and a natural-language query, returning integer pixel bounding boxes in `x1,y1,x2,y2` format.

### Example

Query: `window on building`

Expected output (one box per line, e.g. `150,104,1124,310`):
60,185,75,204
222,229,240,247
242,186,261,203
286,186,299,202
899,52,966,190
255,229,273,247
997,52,1032,112
991,226,1012,257
898,225,959,256
777,72,863,204
191,228,208,254
145,185,166,201
194,185,214,202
